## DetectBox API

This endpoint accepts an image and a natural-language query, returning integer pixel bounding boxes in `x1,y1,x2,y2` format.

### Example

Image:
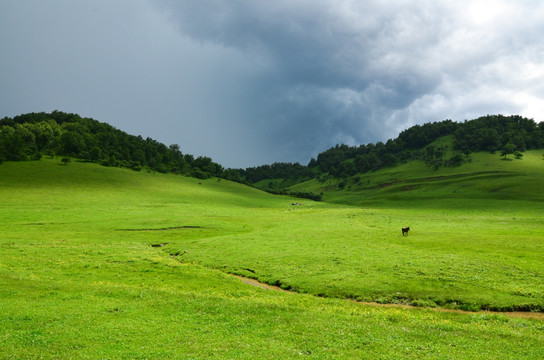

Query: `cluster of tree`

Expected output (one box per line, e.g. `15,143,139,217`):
306,119,462,178
242,162,315,183
453,115,543,153
0,111,224,179
215,119,469,186
264,189,322,202
422,145,471,169
304,115,544,179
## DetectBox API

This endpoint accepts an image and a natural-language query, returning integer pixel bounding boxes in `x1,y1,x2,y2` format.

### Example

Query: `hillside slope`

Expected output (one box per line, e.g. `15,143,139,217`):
289,149,544,207
246,115,544,197
0,159,543,358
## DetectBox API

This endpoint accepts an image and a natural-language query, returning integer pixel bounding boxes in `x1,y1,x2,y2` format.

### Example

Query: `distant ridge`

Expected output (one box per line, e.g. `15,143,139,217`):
244,114,543,189
1,112,542,189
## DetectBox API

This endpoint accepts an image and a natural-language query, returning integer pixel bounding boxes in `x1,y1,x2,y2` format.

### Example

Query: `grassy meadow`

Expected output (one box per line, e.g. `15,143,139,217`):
178,151,544,311
0,157,543,358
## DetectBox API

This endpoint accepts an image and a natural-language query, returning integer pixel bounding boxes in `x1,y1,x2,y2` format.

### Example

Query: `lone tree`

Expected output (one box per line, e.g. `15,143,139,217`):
61,157,71,165
500,142,516,159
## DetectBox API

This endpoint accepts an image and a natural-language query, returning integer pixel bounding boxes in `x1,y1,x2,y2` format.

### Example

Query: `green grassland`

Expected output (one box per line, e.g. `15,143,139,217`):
1,157,543,358
175,151,544,311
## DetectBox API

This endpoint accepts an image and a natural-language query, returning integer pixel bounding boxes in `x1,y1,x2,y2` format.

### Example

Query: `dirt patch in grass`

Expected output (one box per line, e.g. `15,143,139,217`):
118,226,202,231
233,275,290,292
375,181,402,189
400,185,419,191
232,273,544,321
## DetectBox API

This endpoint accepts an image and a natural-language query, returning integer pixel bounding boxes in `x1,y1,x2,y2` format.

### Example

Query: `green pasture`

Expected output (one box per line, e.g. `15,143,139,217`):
174,151,544,311
176,204,544,311
0,158,543,358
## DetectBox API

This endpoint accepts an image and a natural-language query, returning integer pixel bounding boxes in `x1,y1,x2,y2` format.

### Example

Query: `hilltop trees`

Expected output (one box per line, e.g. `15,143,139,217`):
308,114,543,179
244,162,314,183
307,120,463,178
453,115,543,152
1,111,542,187
236,114,543,189
0,111,224,179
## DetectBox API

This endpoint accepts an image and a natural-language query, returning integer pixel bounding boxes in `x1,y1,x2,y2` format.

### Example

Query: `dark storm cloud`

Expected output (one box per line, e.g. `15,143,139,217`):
1,1,543,167
154,0,451,163
155,0,544,165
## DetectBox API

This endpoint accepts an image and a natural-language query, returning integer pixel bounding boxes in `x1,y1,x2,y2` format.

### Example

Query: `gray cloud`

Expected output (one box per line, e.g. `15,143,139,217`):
1,1,543,167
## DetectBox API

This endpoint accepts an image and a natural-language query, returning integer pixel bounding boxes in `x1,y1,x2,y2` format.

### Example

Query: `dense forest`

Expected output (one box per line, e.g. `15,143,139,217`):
1,112,543,195
0,111,231,180
243,114,544,185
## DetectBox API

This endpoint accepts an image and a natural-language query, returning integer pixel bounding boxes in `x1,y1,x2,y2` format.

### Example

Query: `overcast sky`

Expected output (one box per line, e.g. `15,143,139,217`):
1,1,543,168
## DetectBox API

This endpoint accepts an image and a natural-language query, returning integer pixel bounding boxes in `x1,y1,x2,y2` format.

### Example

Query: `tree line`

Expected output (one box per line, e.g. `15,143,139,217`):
2,112,542,189
0,111,225,179
237,114,544,184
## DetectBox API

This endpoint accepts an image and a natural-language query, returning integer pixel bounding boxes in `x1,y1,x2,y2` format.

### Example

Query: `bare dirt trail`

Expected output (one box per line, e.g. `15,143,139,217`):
232,274,544,321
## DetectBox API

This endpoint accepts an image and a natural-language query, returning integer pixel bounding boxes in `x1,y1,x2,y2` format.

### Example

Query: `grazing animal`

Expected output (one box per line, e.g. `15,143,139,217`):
402,227,410,236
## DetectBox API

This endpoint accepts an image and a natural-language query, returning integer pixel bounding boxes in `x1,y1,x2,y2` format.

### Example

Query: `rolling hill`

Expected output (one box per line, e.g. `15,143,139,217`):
292,146,544,206
0,156,543,358
1,112,543,358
